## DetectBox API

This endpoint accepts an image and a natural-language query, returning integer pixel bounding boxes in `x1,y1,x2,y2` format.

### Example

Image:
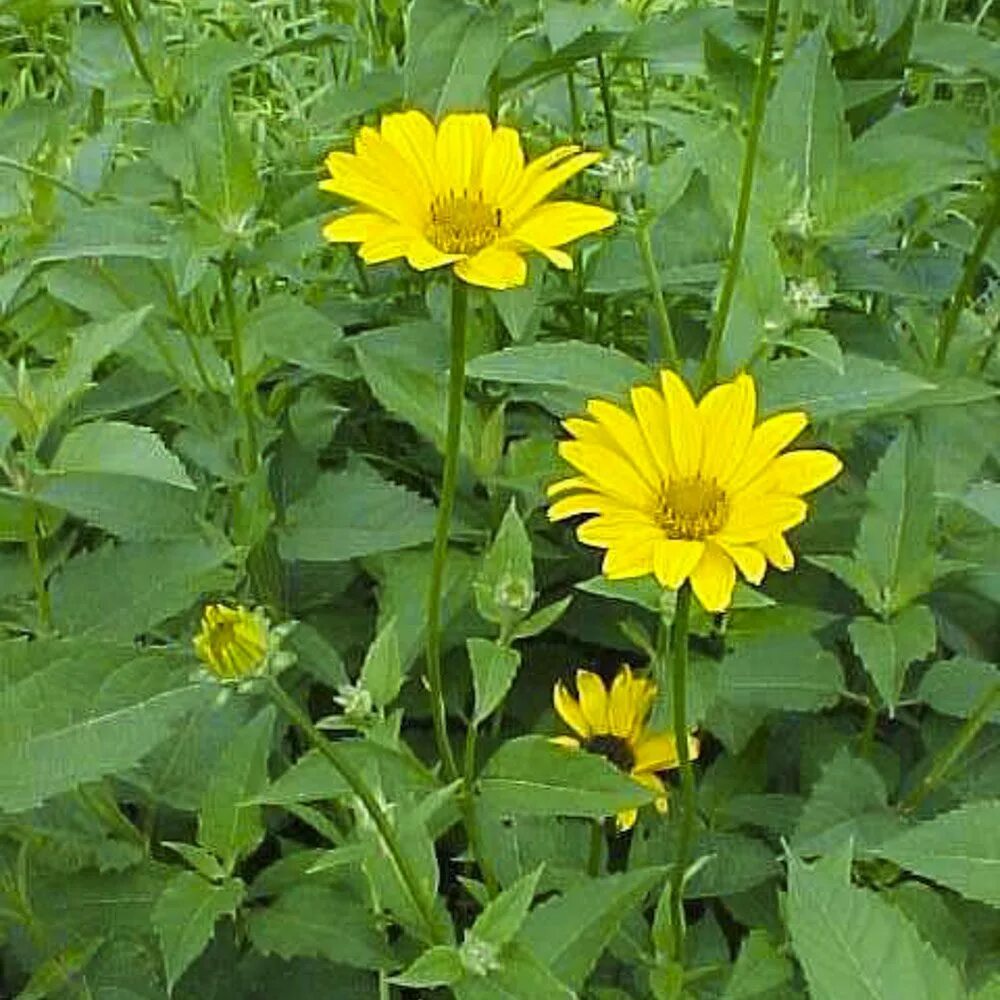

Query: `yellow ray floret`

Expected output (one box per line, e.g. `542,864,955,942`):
194,603,271,682
547,371,842,612
551,666,699,832
319,110,616,289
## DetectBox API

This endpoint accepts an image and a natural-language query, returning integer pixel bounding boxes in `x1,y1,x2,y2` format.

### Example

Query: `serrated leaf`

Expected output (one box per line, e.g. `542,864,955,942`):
723,929,794,999
479,736,654,818
808,554,883,613
393,945,465,988
469,639,521,726
786,851,965,1000
474,500,534,628
878,802,1000,906
917,658,1000,721
153,871,244,993
517,868,664,990
454,943,577,999
472,865,543,948
360,617,403,709
508,596,572,641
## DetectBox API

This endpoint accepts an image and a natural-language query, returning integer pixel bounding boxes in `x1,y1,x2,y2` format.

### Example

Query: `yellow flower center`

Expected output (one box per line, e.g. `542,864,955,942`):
656,477,728,540
583,734,635,772
427,191,501,255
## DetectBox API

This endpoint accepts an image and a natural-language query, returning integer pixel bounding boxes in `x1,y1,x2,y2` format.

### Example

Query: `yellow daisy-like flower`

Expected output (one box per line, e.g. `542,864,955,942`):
319,110,616,290
193,603,271,682
547,371,842,612
552,666,699,832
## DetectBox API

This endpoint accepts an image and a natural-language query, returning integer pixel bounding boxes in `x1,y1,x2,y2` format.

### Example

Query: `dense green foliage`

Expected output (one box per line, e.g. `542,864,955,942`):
1,0,999,997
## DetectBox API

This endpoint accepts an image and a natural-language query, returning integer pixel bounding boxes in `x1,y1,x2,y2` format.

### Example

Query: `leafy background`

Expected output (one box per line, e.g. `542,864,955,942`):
0,0,999,997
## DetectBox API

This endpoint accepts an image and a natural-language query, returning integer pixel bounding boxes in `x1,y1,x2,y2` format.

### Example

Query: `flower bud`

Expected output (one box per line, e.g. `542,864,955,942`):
194,603,275,682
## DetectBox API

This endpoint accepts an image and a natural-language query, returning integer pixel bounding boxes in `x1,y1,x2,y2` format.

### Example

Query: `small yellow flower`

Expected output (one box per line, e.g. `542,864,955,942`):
194,603,270,682
320,110,616,290
547,371,842,612
552,666,699,832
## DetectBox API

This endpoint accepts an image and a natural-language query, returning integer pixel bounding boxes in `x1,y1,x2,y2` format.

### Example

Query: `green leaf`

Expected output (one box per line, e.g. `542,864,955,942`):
247,884,394,971
153,871,244,993
808,554,883,614
777,327,845,373
912,21,1000,77
393,945,465,988
474,500,535,628
0,640,201,812
508,596,573,641
360,617,403,709
681,831,780,898
471,865,544,948
792,749,900,855
245,293,348,377
454,943,577,1000
878,802,1000,907
848,604,936,714
479,736,654,818
280,459,439,562
723,929,794,999
917,658,1000,722
953,481,1000,529
715,634,844,713
469,639,521,726
50,537,234,640
786,851,965,1000
855,426,936,614
16,937,105,1000
198,707,274,874
38,206,169,263
517,868,664,990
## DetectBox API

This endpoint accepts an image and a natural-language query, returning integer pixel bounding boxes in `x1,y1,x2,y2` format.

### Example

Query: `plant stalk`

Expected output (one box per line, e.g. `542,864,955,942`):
25,507,51,633
266,678,448,944
424,279,467,782
668,583,695,960
698,0,781,393
220,256,260,475
636,217,680,369
596,55,617,149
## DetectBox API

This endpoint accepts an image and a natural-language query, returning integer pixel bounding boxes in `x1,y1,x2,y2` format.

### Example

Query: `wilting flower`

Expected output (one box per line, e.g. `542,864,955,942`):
320,110,616,290
552,666,698,831
547,371,842,612
194,603,291,683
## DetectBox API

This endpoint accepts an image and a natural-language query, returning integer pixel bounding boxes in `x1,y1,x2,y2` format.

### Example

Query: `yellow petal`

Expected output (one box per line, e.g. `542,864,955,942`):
481,126,525,206
505,151,602,222
653,539,704,590
509,201,616,249
453,246,527,289
759,533,795,571
616,808,639,832
547,475,589,497
632,385,679,483
322,211,396,243
380,110,438,196
631,769,667,802
633,733,680,771
585,399,661,491
550,735,581,750
322,151,421,227
608,666,637,738
548,492,612,521
554,680,590,738
660,370,702,478
690,543,737,612
762,450,843,496
576,670,609,732
697,374,756,484
530,245,574,269
718,541,767,584
354,125,431,207
724,411,807,493
602,538,656,579
721,495,807,544
357,229,414,265
558,440,657,508
435,113,493,195
578,514,661,547
405,238,460,271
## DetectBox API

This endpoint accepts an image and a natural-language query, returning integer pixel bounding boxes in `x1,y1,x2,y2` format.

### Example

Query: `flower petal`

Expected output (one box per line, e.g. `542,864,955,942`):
690,542,737,612
631,769,668,813
759,533,795,570
723,411,807,493
632,385,679,483
761,449,843,496
633,733,680,772
584,399,661,491
435,113,493,195
721,495,807,544
505,151,602,222
660,370,702,478
602,538,656,579
608,666,638,738
322,151,422,227
717,540,767,584
558,440,657,508
509,201,616,250
653,538,705,590
322,211,396,243
453,246,527,289
697,374,756,484
405,238,461,271
548,492,619,521
616,807,639,832
550,735,581,750
481,126,525,205
554,681,590,738
576,670,609,732
357,228,416,265
379,110,438,197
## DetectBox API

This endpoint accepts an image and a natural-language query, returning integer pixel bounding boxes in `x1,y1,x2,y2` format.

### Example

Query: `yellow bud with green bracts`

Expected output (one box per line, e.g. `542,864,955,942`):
193,603,274,682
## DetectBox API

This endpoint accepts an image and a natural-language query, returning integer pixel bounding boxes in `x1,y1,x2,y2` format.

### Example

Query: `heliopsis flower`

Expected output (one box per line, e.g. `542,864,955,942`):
320,110,616,290
547,371,842,612
552,666,698,831
194,603,291,683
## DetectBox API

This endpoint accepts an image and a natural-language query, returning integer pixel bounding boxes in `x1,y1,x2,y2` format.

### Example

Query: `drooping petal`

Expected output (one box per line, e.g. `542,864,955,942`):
631,385,678,483
576,670,609,733
759,533,795,570
405,237,461,271
630,770,668,815
660,370,703,478
652,538,705,590
717,540,767,584
723,411,807,493
616,807,639,832
632,733,680,772
690,542,737,612
547,476,589,497
760,450,843,496
357,228,417,265
721,495,807,544
554,682,590,738
608,666,638,738
453,246,527,289
697,373,756,484
547,492,620,521
509,201,616,249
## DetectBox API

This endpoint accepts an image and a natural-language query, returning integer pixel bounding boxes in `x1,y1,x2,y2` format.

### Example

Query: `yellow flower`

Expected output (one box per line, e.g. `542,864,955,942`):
552,666,698,832
547,371,842,612
194,603,270,682
319,110,616,290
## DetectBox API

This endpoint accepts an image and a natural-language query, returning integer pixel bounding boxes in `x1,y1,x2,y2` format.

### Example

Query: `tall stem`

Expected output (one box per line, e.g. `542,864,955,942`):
698,0,780,393
668,583,695,960
636,217,680,369
266,678,448,945
25,506,51,633
935,171,1000,368
901,682,1000,813
424,279,467,782
596,55,617,150
220,256,260,475
462,723,500,897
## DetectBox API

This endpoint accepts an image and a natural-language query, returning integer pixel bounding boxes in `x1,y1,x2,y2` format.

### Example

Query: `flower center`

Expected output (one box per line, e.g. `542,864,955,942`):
427,191,501,254
656,477,728,540
583,734,635,772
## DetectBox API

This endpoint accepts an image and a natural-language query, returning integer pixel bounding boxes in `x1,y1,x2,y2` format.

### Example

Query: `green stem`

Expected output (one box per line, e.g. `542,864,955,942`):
266,678,448,944
566,69,581,144
636,217,680,369
935,172,1000,368
588,819,604,878
25,507,51,634
220,256,260,474
0,156,95,205
668,583,695,961
424,279,467,782
109,0,157,94
698,0,780,393
783,0,804,61
640,60,655,164
462,722,500,897
901,682,1000,814
596,55,617,149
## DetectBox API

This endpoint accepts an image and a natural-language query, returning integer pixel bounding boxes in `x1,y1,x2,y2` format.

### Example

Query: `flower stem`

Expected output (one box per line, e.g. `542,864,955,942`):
220,255,260,475
596,55,617,150
636,216,680,369
424,279,467,782
25,506,51,634
698,0,780,393
668,583,695,960
901,681,1000,814
266,677,448,945
935,170,1000,368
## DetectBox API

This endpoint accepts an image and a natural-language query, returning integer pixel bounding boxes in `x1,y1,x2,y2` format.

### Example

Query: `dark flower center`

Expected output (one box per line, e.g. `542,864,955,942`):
583,734,635,772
